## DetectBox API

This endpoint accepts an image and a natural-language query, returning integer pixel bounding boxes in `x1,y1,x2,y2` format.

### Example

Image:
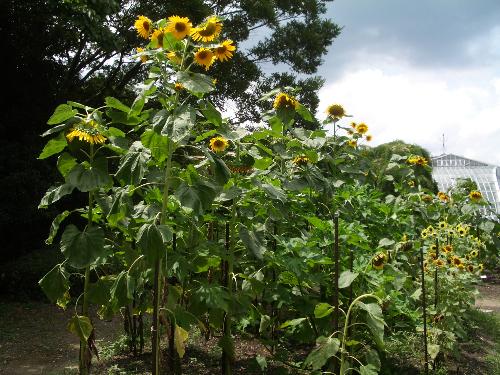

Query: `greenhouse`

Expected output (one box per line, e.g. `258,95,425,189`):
431,153,500,214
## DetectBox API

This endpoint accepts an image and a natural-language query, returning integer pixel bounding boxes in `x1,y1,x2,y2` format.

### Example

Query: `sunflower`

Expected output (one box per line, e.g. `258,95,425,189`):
273,92,299,110
430,244,438,252
437,191,449,202
372,252,387,270
292,156,310,166
452,256,462,267
136,47,148,63
134,15,153,39
467,264,474,273
407,180,415,187
326,104,345,119
457,227,467,237
209,136,229,152
166,51,182,65
174,82,184,91
429,252,438,260
438,221,447,229
194,48,215,70
434,259,445,268
469,190,482,201
348,140,357,148
478,264,484,272
470,249,478,258
191,16,223,42
366,134,373,141
407,155,428,167
421,229,429,239
166,15,192,40
214,40,236,62
356,122,368,134
350,121,357,128
151,28,167,48
422,194,433,202
442,244,453,254
67,119,106,145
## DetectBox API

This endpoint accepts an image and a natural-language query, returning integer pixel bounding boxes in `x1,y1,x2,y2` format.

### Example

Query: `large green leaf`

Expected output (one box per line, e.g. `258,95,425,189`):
39,183,74,208
161,105,196,143
115,141,151,186
87,276,114,305
303,336,340,370
176,71,214,96
357,302,385,349
110,271,135,307
199,100,222,126
239,224,266,260
105,96,131,113
47,104,77,125
57,152,77,177
175,178,217,216
60,224,106,268
359,364,378,375
67,158,113,192
174,325,189,358
39,264,70,308
136,223,172,261
338,270,359,289
141,129,169,162
38,132,67,159
314,302,334,319
67,315,93,342
46,210,71,245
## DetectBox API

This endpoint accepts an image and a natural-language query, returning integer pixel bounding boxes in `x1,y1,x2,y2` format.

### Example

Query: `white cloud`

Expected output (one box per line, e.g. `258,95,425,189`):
318,60,500,165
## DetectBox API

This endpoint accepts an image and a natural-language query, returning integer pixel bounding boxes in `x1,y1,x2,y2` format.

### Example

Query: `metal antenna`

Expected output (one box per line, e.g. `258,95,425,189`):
442,133,446,155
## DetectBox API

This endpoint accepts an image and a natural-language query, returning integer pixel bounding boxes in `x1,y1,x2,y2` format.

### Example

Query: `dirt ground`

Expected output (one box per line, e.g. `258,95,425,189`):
1,282,499,375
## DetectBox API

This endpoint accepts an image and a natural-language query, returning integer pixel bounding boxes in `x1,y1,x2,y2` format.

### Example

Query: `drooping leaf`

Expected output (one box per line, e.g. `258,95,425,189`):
46,210,71,245
296,103,314,122
141,129,169,162
136,222,171,261
239,224,266,260
303,336,340,370
279,318,307,329
161,105,196,143
199,100,222,126
357,302,385,349
115,141,151,186
259,314,271,333
57,152,77,178
260,183,287,202
176,71,214,95
428,343,440,360
39,183,74,208
87,276,114,305
314,302,334,319
47,104,77,125
67,315,93,342
105,96,131,113
109,271,135,306
256,355,268,371
174,325,189,358
359,364,378,375
38,132,67,159
175,178,217,216
39,264,70,308
67,158,113,192
338,270,359,289
60,224,106,268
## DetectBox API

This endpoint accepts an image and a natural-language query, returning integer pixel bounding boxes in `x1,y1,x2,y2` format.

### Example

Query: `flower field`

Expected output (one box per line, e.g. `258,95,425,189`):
35,13,500,375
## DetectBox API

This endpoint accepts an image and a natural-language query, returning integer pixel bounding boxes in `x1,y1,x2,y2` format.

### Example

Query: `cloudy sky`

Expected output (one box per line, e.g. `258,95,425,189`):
315,0,500,165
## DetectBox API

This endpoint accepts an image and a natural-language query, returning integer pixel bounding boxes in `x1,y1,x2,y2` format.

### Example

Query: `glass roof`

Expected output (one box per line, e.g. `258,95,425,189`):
431,154,500,215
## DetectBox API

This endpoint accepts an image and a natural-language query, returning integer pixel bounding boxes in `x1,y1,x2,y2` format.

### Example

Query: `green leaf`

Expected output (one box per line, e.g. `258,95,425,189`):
38,132,67,159
39,184,74,208
110,271,135,306
357,302,385,349
428,343,440,360
60,224,105,268
314,303,334,319
338,270,359,289
105,96,131,113
256,355,268,371
42,122,72,137
141,130,169,163
175,179,217,216
137,223,171,261
87,276,114,305
57,152,77,177
176,71,214,95
296,103,314,122
161,105,195,143
303,336,340,370
67,158,113,192
253,157,273,170
47,104,77,125
279,317,307,329
259,314,271,333
67,315,93,342
115,141,151,186
199,100,222,126
107,109,142,125
239,224,266,260
46,210,71,245
39,264,70,308
359,364,378,375
260,183,286,202
378,238,395,247
479,221,494,233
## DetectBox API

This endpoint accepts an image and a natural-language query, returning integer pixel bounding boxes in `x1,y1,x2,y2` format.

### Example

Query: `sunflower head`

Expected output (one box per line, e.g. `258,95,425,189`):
174,82,184,91
452,256,462,267
372,252,387,270
151,28,167,48
437,191,449,202
442,244,453,254
438,221,447,229
326,104,346,119
214,40,236,62
421,229,429,239
434,259,445,268
166,15,192,40
134,15,153,39
366,134,373,141
67,119,106,145
194,48,215,70
355,122,368,134
191,16,223,42
166,51,182,65
273,92,299,110
478,264,484,272
209,136,229,153
408,155,428,167
408,180,415,187
469,190,482,202
470,249,478,258
348,139,357,148
292,156,310,166
467,264,474,273
136,47,148,63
